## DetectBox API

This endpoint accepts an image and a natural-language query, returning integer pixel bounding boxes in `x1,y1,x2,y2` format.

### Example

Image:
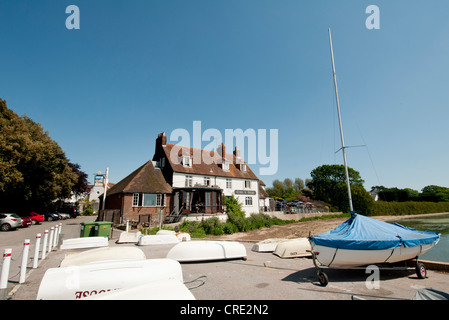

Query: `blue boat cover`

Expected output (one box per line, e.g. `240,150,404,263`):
310,213,440,250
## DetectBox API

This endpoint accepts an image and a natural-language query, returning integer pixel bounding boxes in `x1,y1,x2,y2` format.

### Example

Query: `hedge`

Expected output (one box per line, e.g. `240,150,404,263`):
367,201,449,216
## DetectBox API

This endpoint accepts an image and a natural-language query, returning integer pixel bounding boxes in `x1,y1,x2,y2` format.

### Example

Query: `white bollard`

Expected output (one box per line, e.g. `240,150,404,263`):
1,249,12,289
0,249,12,300
126,220,129,233
33,234,41,269
19,239,30,284
42,230,48,260
48,227,54,253
53,225,59,250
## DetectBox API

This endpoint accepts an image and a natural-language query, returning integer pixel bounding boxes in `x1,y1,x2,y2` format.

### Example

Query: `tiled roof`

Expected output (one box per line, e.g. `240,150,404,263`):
107,160,172,195
162,143,259,180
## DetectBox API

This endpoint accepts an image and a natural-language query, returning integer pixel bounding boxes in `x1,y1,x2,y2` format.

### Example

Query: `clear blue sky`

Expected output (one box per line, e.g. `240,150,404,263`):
1,1,448,192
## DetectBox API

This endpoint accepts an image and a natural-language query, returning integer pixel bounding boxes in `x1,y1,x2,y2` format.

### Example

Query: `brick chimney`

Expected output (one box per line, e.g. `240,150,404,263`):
157,132,167,147
233,146,242,164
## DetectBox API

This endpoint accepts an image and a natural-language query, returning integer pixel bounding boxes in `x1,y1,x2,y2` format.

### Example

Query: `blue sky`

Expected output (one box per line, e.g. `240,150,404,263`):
1,1,448,192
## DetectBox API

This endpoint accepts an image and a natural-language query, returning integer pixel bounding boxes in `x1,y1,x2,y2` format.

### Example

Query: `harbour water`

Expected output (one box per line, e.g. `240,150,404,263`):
394,214,449,263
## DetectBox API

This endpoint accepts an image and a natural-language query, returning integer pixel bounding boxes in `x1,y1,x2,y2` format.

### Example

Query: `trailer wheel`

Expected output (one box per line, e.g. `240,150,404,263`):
416,262,427,279
318,271,328,286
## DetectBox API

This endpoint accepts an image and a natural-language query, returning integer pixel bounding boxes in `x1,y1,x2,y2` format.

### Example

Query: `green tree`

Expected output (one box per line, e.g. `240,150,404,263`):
420,185,449,202
0,99,77,212
308,164,372,213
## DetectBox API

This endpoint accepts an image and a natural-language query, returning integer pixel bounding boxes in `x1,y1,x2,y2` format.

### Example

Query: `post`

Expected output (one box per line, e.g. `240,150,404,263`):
33,234,41,269
48,227,54,253
19,239,30,284
126,220,129,233
102,167,109,210
42,230,48,260
0,249,12,300
53,225,59,250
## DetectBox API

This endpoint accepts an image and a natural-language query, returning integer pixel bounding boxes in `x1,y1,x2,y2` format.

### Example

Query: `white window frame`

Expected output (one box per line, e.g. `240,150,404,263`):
241,163,247,172
226,178,232,189
245,196,253,206
183,156,192,167
185,175,193,187
245,180,251,189
204,176,211,186
142,193,164,207
222,161,229,171
132,193,139,207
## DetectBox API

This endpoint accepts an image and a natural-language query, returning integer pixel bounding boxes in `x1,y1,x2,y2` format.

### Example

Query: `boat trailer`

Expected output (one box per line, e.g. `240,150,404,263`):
307,250,428,287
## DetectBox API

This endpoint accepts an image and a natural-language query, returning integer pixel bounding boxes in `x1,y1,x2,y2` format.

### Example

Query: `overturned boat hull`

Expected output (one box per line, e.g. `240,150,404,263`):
167,241,247,262
137,234,180,246
273,238,311,258
251,238,289,253
60,246,146,267
84,279,195,300
37,258,183,300
60,236,109,250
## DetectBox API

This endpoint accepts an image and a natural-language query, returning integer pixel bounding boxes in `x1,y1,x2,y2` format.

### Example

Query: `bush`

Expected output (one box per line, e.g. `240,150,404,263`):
369,201,449,216
82,208,93,216
199,217,224,236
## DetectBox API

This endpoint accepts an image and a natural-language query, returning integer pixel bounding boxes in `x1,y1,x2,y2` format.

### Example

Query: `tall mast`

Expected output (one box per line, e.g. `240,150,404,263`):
328,28,354,213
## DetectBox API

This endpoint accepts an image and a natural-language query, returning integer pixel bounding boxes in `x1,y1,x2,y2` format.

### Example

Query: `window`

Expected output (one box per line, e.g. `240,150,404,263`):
222,161,229,171
205,192,211,209
241,163,247,172
204,176,211,186
183,156,192,167
133,193,164,207
132,193,140,207
226,178,232,189
245,196,253,206
142,194,164,207
185,175,193,187
245,180,251,189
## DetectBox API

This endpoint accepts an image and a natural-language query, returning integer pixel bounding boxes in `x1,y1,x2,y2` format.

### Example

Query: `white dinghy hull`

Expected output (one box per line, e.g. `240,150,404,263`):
37,258,183,300
60,246,146,267
273,238,311,258
167,241,247,262
251,238,289,253
116,231,141,244
84,279,195,300
60,237,109,250
137,234,180,246
310,242,438,267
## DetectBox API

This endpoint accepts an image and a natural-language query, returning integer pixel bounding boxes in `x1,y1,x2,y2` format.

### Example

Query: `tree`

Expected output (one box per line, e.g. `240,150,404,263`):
68,162,89,198
294,178,304,192
308,164,372,213
420,185,449,202
0,99,78,212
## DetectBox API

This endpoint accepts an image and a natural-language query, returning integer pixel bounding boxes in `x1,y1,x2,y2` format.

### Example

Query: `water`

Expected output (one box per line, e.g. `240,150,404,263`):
394,214,449,263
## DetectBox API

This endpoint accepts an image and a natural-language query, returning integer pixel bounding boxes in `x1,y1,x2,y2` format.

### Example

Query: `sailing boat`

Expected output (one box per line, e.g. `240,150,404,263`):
308,29,440,285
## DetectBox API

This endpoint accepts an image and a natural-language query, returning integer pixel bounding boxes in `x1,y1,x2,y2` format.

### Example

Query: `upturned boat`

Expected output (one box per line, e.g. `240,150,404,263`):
166,240,247,262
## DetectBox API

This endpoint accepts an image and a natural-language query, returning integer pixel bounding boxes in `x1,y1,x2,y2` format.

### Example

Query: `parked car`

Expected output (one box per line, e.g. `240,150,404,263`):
0,213,23,231
58,213,71,220
57,205,80,218
22,212,45,225
21,216,32,228
44,212,60,221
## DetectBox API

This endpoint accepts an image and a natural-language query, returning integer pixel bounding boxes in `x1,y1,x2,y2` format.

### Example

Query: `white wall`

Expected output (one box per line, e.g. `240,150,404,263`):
172,173,260,216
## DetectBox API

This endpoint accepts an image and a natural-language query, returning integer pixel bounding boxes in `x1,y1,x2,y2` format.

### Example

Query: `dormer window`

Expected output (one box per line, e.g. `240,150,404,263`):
183,156,192,167
222,160,229,171
240,163,247,172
